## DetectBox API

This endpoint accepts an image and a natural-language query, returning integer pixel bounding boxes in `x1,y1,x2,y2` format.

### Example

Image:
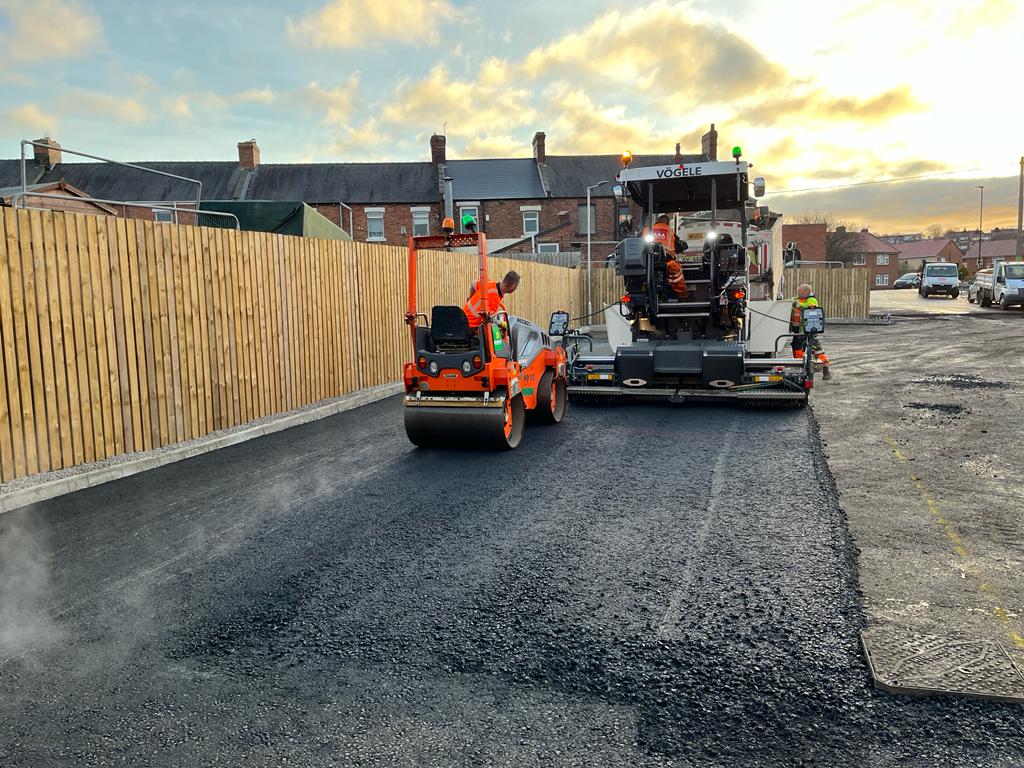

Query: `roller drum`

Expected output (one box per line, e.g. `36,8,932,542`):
404,396,524,449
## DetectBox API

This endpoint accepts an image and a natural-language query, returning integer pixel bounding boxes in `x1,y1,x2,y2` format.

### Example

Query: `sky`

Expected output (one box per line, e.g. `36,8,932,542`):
1,0,1022,233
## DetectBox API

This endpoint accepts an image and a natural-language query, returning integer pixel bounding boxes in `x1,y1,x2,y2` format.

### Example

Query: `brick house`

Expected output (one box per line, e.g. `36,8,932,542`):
0,129,718,251
894,238,964,274
834,227,901,289
962,238,1023,276
779,223,827,264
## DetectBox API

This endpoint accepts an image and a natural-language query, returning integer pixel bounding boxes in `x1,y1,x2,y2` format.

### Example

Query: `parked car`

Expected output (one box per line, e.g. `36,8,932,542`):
919,262,960,298
893,272,921,289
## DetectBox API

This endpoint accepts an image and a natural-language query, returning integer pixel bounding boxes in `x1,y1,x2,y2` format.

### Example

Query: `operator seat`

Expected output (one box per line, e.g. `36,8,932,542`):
430,305,479,351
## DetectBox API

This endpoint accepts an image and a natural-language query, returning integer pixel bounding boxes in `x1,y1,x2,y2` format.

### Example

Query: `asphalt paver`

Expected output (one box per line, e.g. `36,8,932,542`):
1,396,1021,766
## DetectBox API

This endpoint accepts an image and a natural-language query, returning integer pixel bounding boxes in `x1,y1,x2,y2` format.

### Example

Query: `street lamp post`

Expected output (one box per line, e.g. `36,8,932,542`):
1015,156,1023,262
585,180,608,319
976,185,985,270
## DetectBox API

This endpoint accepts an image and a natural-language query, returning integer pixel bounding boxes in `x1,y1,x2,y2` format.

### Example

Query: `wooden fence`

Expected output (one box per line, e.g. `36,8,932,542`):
0,207,584,482
780,267,871,318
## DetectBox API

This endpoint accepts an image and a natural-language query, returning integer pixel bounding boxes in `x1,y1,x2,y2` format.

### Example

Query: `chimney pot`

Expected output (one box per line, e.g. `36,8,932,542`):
430,133,446,165
532,131,546,164
237,139,260,169
33,136,61,168
701,123,718,161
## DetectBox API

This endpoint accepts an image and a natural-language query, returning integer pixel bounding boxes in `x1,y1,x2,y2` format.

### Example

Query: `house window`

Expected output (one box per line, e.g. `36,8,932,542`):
522,210,539,236
459,206,478,233
577,204,596,235
876,254,889,266
537,243,559,254
875,274,889,287
154,210,174,223
852,255,867,265
366,209,385,241
411,208,430,237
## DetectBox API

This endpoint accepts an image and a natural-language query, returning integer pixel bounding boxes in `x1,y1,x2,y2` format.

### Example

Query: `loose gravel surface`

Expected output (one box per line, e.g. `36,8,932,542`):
812,314,1024,672
1,396,1022,766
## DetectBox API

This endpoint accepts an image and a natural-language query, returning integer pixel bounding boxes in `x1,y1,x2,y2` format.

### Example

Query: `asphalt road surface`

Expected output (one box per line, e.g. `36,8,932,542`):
1,397,1022,767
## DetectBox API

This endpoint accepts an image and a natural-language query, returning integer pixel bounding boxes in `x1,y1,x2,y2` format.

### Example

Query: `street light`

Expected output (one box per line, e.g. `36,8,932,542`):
585,180,608,319
976,185,985,270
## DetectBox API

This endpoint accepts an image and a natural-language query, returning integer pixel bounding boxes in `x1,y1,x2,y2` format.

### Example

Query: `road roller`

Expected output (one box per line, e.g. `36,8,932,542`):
402,228,568,449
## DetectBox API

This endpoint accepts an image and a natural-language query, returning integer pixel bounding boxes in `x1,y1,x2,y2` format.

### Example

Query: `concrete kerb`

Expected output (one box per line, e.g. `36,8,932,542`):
0,383,404,515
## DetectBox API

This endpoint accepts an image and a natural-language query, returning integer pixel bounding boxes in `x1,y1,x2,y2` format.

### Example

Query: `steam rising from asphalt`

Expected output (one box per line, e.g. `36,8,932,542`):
0,514,64,661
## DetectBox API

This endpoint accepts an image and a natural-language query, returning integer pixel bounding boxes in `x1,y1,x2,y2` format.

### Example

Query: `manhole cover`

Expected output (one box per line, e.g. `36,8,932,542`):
862,628,1024,702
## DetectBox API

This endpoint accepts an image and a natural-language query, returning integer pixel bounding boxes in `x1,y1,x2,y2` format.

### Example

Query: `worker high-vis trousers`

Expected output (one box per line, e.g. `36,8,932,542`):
792,335,829,366
666,260,687,298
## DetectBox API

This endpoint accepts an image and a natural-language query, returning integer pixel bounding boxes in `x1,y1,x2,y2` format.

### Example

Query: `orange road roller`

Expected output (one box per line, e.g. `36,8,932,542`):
402,229,568,449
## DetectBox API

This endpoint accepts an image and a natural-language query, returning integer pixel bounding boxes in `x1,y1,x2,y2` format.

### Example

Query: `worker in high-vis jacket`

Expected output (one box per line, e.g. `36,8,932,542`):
643,214,687,298
790,283,831,380
463,270,520,329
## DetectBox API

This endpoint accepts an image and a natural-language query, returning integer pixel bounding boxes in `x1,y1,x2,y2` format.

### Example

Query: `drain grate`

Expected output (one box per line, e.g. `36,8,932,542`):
862,628,1024,703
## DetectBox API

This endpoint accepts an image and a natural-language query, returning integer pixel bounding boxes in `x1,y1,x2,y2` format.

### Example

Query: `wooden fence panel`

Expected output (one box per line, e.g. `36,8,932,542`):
783,267,871,319
0,212,602,482
0,210,22,480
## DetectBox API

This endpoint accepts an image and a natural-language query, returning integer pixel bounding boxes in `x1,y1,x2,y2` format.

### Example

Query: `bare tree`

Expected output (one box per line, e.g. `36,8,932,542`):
924,223,945,239
793,211,863,261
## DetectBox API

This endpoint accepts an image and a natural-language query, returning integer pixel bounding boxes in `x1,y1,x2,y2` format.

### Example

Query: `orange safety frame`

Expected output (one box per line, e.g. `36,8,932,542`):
406,232,490,354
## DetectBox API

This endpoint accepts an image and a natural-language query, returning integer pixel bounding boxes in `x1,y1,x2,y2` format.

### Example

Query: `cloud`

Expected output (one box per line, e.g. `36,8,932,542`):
287,0,455,48
380,64,537,141
234,86,275,105
61,89,148,124
463,134,532,158
163,95,193,119
295,75,361,127
740,85,923,128
5,103,58,134
542,86,697,156
771,173,1020,232
0,0,102,60
949,0,1019,35
522,1,787,102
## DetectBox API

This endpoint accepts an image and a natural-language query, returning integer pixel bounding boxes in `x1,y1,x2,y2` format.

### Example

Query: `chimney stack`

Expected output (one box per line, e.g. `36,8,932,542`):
33,136,61,168
532,131,546,164
237,139,260,169
430,133,446,165
701,123,718,161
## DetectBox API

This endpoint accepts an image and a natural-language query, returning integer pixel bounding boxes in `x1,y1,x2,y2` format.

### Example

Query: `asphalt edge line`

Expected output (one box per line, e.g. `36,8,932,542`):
0,383,404,515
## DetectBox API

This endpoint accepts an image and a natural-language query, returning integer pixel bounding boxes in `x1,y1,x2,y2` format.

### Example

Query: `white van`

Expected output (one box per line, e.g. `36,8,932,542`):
919,262,960,299
972,261,1024,309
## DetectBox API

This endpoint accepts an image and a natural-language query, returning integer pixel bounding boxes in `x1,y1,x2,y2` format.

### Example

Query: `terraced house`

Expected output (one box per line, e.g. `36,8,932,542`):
0,129,720,258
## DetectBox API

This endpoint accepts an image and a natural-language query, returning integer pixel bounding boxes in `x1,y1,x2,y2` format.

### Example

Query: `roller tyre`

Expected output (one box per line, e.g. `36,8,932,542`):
531,370,567,425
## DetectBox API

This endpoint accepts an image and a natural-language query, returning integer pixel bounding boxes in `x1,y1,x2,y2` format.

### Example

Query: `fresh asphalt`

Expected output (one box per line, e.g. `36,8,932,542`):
1,396,1021,767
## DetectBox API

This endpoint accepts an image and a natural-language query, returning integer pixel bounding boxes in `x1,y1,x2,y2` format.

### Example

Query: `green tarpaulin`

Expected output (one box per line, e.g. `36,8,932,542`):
198,201,350,241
